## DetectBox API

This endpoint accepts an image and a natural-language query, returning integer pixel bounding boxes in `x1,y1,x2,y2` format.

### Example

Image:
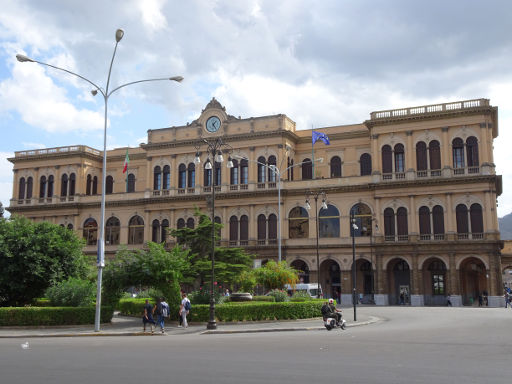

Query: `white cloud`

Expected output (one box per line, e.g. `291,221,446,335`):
136,0,168,33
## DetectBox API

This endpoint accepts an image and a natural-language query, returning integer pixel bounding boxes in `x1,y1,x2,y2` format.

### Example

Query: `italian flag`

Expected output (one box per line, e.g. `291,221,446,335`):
122,149,130,173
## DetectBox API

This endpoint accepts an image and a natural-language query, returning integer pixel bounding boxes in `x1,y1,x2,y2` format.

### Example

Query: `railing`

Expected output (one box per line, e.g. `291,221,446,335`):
417,169,442,178
370,98,488,120
417,170,428,178
153,190,160,196
187,187,196,194
15,145,101,157
257,182,266,189
468,166,480,174
395,172,405,180
457,233,469,240
230,185,239,191
420,234,431,241
178,188,186,194
162,190,170,196
268,182,276,189
434,234,445,240
453,168,465,175
397,235,409,242
240,184,248,190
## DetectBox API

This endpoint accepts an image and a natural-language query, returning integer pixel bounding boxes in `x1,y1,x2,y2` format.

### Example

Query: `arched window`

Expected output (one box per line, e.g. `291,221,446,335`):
456,204,469,234
229,216,238,244
432,205,445,235
466,136,479,167
319,204,340,238
394,144,405,173
106,176,114,194
86,174,92,195
452,138,465,169
152,219,160,242
47,175,54,197
470,203,483,234
204,163,212,187
18,177,26,199
127,174,135,193
382,145,392,174
240,215,249,243
416,141,427,171
177,218,185,229
26,177,33,199
67,223,73,230
92,176,98,195
214,162,221,186
429,140,441,170
83,218,98,245
178,164,186,189
128,215,144,244
40,176,47,198
289,207,309,239
163,165,171,190
105,217,120,245
302,158,312,180
384,208,395,238
230,159,239,185
330,156,341,178
161,219,169,244
257,156,266,183
61,174,68,196
187,163,195,188
186,218,195,229
419,206,431,236
268,156,277,182
268,214,277,242
257,214,266,242
360,153,372,176
240,159,248,185
154,166,162,190
396,207,408,237
69,173,76,196
350,203,372,237
428,260,446,295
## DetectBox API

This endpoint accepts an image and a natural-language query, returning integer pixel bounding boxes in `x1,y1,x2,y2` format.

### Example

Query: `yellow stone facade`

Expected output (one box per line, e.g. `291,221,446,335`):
8,98,505,306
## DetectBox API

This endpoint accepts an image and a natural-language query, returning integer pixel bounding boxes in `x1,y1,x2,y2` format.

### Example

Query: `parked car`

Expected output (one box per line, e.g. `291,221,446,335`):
285,283,323,298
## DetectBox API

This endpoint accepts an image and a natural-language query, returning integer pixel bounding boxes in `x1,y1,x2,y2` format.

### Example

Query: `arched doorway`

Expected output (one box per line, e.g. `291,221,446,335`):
320,259,341,299
503,265,512,291
290,259,310,284
460,257,488,306
357,259,374,304
422,258,447,306
387,258,411,305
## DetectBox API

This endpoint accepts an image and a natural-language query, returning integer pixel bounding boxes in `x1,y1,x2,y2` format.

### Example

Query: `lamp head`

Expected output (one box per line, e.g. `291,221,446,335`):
170,76,184,83
205,158,212,170
91,90,98,96
115,29,124,42
194,152,201,165
16,54,34,63
226,157,234,168
215,151,224,163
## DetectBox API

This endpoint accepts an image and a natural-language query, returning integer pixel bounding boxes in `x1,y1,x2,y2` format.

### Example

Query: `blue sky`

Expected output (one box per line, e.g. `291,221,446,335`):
0,0,511,217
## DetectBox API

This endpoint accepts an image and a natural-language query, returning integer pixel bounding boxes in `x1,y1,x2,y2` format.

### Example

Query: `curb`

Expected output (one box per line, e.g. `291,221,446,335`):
200,316,381,335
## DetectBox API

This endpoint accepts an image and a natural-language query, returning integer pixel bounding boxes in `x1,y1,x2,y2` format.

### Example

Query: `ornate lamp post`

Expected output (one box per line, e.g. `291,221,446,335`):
16,29,183,332
305,190,327,298
194,138,233,330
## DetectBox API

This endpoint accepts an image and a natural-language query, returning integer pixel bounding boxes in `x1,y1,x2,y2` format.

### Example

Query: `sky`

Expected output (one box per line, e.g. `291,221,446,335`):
0,0,511,218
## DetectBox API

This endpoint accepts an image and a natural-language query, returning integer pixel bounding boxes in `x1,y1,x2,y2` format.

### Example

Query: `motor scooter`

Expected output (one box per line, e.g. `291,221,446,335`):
323,315,346,331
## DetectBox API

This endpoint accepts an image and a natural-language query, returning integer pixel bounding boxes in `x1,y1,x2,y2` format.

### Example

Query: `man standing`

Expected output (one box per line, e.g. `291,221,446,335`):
180,293,191,328
142,299,156,333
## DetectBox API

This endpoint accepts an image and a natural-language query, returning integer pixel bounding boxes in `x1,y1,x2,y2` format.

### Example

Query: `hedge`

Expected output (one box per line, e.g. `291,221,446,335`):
188,301,324,322
0,306,114,326
118,298,154,317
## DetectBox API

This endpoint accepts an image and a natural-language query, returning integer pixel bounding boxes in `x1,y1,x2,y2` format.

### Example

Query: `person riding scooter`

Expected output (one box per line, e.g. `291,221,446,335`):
321,298,342,325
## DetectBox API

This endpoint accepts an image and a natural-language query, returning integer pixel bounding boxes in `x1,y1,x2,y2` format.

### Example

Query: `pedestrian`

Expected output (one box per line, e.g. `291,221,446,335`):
505,290,511,309
154,297,170,333
180,292,191,328
399,291,405,305
142,299,156,334
478,294,483,307
225,289,230,297
446,294,452,307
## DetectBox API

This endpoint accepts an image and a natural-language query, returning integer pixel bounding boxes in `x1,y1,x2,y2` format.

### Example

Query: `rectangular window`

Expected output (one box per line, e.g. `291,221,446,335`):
432,274,445,295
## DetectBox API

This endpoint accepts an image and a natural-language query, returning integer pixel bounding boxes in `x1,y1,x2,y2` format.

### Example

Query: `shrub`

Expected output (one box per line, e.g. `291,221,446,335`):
45,278,95,307
290,290,313,301
189,289,223,305
188,301,323,322
266,289,289,302
118,298,154,316
252,295,275,302
0,306,113,326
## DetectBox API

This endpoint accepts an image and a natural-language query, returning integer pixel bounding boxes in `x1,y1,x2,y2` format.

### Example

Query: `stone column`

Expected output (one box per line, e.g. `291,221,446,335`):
249,204,256,241
441,127,451,177
409,195,418,235
410,255,424,306
483,190,493,233
446,193,454,235
448,253,462,306
248,147,256,187
171,155,178,189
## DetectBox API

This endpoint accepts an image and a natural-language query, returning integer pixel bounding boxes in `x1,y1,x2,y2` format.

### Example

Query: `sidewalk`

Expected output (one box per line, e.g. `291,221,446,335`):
0,311,379,338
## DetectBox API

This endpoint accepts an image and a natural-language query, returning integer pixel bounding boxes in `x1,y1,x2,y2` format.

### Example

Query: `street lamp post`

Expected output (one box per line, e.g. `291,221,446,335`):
305,191,327,299
194,138,233,330
351,211,358,321
233,155,323,263
16,29,183,332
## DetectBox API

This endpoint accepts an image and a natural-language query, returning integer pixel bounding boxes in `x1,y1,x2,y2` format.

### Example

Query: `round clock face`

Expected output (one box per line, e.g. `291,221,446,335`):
206,116,221,133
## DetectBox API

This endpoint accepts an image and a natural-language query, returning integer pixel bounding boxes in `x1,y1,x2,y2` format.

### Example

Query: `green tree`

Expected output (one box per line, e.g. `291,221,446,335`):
171,208,253,288
103,242,189,312
253,260,299,291
0,216,87,306
0,202,4,218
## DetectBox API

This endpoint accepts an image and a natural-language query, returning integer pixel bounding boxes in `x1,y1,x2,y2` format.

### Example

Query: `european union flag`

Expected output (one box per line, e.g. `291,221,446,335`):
312,131,330,145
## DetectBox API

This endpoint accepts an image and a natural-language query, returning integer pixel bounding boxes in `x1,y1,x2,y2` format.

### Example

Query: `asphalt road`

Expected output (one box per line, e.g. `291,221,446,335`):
0,306,510,384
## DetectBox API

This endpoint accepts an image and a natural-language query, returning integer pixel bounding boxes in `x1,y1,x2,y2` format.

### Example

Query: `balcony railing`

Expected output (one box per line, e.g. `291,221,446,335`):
370,98,488,120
